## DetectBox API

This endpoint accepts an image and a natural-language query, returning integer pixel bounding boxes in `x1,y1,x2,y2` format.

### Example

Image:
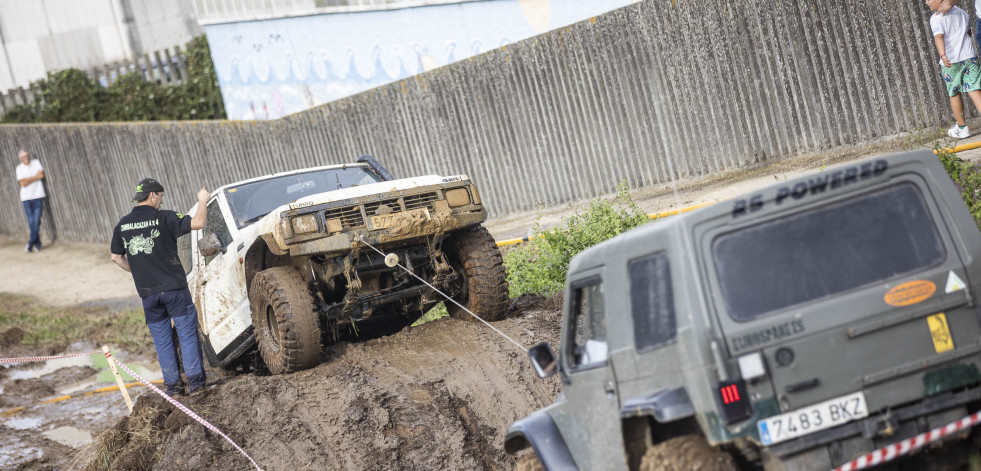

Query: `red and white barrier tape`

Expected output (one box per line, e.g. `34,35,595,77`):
0,351,102,365
103,351,263,471
831,409,981,471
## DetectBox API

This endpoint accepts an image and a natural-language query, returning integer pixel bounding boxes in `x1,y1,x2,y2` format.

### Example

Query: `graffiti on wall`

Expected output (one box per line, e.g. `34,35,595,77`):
205,0,638,120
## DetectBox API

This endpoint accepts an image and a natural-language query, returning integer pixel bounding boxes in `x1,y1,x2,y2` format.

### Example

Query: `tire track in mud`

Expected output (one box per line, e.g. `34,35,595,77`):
86,295,562,471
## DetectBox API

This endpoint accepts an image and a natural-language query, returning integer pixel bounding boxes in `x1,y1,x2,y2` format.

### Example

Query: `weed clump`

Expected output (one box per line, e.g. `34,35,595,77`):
935,144,981,231
504,182,650,297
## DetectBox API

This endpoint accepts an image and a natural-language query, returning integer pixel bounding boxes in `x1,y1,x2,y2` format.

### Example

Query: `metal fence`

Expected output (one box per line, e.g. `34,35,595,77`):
0,0,953,244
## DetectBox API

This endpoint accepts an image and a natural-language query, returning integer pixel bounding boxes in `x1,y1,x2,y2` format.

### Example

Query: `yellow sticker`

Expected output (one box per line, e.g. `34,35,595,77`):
884,280,936,307
927,313,954,354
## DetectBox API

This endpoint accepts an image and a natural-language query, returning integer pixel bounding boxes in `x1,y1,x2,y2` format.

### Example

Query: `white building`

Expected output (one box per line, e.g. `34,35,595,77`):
0,0,200,91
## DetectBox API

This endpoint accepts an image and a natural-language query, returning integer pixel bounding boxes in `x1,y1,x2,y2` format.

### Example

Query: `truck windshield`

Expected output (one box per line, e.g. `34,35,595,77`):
712,183,945,322
224,167,383,228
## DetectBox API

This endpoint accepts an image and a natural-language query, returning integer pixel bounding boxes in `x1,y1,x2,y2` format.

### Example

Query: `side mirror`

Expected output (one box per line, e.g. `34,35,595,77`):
198,233,224,257
357,154,395,181
528,342,558,378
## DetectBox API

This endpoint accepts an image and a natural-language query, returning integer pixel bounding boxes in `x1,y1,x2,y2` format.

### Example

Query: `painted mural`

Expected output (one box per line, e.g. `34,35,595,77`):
205,0,638,120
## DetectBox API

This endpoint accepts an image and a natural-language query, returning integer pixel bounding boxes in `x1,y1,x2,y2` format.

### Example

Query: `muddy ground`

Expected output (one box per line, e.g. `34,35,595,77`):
63,294,563,471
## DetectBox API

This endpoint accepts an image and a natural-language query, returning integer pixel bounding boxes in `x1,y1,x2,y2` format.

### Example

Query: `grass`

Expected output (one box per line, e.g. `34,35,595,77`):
503,182,650,297
412,302,448,326
935,143,981,232
0,293,153,353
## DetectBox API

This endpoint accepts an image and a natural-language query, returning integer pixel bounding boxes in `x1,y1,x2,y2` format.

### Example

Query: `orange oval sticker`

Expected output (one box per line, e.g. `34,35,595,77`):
884,280,936,307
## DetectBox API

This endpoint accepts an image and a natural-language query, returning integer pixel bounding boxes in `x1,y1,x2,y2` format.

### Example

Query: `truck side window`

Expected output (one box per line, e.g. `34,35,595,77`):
177,234,193,275
569,279,607,369
204,200,233,265
629,252,676,352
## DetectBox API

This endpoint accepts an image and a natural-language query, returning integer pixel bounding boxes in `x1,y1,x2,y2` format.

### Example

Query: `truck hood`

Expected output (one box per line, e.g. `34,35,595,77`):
284,174,467,211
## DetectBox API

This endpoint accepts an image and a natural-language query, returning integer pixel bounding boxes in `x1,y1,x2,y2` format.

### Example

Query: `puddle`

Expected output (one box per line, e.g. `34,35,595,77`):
5,416,41,430
44,425,92,448
1,346,163,468
8,355,95,380
0,441,40,467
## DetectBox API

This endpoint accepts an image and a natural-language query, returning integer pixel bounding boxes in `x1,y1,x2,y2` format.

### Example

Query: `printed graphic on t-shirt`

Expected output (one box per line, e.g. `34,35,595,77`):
123,229,161,255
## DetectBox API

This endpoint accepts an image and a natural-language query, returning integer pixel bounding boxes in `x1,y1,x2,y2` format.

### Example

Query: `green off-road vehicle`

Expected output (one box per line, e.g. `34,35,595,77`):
507,150,981,470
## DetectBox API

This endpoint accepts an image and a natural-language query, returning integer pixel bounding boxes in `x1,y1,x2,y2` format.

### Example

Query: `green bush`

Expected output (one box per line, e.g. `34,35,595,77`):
504,182,650,297
935,144,981,231
38,69,101,122
1,35,225,124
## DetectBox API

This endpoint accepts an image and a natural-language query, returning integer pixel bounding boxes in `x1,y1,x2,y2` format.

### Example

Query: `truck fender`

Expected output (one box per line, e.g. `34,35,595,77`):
504,412,578,471
620,387,695,422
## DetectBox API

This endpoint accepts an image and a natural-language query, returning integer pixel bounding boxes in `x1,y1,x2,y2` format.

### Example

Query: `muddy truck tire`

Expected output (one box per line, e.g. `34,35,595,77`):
445,225,508,322
250,267,322,374
639,435,738,471
514,452,544,471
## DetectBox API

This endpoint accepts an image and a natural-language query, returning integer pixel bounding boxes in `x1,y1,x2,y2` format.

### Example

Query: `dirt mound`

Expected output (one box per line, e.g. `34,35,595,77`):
87,306,562,470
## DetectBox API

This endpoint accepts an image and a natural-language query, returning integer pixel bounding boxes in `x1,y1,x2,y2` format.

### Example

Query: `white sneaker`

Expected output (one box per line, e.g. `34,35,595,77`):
25,244,30,253
948,123,970,139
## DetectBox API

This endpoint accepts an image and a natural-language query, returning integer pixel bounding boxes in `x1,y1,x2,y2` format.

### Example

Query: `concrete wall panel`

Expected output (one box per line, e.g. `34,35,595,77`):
0,0,956,243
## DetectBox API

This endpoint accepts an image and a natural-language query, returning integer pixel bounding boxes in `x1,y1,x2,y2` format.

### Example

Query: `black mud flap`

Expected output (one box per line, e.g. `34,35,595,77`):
201,327,256,369
505,412,578,471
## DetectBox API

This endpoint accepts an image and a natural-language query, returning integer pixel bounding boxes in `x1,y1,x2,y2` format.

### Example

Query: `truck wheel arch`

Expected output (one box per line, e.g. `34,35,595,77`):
505,412,578,470
246,235,288,290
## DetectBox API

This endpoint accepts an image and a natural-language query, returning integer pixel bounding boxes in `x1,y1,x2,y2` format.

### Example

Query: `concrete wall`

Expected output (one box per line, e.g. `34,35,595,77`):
0,0,953,244
0,0,201,91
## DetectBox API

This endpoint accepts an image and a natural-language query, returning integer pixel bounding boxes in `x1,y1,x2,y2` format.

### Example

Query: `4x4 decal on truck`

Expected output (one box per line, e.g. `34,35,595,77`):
732,160,889,217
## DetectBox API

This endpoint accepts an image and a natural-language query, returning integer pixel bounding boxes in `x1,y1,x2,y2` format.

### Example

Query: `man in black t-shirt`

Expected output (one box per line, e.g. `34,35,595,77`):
111,178,210,397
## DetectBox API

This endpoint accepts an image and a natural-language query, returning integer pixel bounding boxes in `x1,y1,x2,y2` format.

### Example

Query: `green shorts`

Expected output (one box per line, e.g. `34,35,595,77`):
942,57,981,96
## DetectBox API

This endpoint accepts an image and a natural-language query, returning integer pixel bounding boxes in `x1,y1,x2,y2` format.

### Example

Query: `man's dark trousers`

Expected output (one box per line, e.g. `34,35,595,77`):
142,288,206,395
22,198,42,250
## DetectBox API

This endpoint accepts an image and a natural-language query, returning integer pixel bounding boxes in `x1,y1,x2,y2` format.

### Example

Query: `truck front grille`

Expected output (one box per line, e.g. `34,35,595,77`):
364,198,402,216
403,192,438,211
325,206,364,229
317,191,440,231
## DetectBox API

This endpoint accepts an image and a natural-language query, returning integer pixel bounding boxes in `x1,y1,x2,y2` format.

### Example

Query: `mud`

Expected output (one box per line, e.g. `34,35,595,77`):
379,207,459,243
85,294,562,470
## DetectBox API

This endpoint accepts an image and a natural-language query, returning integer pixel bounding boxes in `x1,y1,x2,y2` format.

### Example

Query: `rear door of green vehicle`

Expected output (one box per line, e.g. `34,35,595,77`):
701,160,981,447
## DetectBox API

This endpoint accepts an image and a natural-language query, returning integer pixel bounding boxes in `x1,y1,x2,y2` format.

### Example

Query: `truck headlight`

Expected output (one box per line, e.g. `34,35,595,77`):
291,214,318,234
445,188,471,207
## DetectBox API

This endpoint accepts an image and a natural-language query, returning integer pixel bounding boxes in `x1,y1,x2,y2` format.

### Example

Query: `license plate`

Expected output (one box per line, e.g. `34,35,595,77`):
757,391,868,446
369,214,397,230
368,208,429,230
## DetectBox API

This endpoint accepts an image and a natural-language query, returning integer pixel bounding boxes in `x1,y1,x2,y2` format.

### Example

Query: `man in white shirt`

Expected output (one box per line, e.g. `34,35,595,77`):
15,149,45,252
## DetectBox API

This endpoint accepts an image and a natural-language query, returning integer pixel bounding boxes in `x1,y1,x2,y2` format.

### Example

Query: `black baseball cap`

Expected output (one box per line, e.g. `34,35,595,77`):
132,178,165,201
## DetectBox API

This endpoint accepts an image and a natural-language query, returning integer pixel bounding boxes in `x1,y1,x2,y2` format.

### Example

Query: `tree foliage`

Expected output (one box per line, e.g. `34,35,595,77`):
1,35,225,124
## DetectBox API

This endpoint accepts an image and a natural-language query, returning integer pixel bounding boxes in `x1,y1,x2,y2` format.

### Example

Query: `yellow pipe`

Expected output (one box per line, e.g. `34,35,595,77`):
496,200,718,247
0,380,165,416
934,140,981,154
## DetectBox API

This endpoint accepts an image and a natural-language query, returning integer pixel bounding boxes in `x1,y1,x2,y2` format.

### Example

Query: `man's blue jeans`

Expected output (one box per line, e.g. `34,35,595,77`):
22,198,42,250
143,288,206,395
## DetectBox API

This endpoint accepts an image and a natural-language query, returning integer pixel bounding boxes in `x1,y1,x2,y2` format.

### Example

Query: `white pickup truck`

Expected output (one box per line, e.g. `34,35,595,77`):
177,156,507,374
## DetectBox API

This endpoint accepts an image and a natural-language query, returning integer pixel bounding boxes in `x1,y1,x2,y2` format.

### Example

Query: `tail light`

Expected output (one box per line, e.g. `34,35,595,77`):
716,379,752,424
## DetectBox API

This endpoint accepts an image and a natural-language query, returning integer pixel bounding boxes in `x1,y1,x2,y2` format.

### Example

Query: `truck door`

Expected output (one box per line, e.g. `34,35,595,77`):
199,196,248,355
552,274,628,471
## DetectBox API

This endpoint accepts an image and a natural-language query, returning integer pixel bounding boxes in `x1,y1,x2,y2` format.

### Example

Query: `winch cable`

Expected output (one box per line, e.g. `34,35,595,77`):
356,235,528,352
